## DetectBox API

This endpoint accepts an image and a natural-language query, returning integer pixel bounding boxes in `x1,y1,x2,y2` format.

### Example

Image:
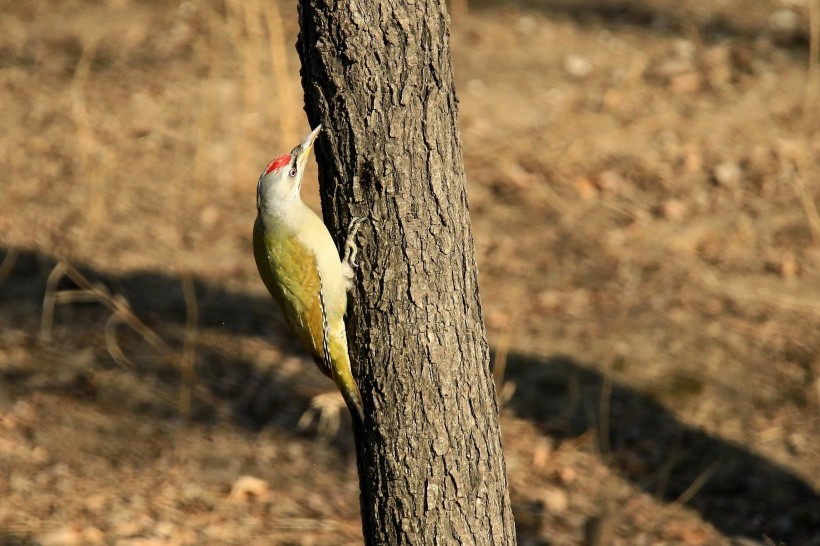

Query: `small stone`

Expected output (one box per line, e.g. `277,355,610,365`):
713,161,742,186
787,432,808,455
531,438,553,470
661,198,688,221
542,487,569,514
564,55,592,78
769,9,799,41
574,176,598,200
154,521,176,538
228,475,271,502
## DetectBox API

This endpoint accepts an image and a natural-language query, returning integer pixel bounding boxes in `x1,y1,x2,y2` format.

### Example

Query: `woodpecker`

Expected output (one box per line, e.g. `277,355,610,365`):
253,125,365,422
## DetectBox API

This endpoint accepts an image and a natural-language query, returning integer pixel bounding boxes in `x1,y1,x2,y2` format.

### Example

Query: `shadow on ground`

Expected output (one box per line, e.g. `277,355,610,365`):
1,247,818,543
0,247,326,435
0,531,36,546
505,353,820,544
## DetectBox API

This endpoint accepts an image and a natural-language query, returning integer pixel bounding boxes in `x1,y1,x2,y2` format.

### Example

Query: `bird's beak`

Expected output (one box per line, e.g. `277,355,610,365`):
294,124,322,170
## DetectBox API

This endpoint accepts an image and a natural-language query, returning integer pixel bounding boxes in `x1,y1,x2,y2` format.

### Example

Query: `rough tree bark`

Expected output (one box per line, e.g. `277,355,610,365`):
297,1,517,544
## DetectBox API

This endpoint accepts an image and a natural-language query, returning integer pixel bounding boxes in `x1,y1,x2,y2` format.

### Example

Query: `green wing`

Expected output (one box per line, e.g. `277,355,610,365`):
253,218,330,377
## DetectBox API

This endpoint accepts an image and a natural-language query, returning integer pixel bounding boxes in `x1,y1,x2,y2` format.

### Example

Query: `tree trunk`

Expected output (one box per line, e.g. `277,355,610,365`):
297,1,517,544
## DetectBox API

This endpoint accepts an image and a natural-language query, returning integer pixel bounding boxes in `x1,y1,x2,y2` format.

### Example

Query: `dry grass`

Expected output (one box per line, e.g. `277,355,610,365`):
39,261,192,410
805,0,820,125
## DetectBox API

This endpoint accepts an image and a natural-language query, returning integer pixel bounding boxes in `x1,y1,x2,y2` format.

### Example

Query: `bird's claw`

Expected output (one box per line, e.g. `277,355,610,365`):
345,217,365,245
342,217,366,282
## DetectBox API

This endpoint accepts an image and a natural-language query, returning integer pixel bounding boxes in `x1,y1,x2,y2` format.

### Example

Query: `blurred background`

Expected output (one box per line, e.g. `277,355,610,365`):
1,0,819,544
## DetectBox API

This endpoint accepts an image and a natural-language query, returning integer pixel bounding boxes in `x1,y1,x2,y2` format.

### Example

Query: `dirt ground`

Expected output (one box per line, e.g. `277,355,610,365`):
1,0,819,545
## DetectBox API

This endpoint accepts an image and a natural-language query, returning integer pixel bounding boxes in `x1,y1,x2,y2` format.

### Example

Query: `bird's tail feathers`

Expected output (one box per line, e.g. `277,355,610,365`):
338,375,365,423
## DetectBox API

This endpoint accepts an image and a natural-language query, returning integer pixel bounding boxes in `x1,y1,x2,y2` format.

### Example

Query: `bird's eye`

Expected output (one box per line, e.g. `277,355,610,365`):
289,167,298,177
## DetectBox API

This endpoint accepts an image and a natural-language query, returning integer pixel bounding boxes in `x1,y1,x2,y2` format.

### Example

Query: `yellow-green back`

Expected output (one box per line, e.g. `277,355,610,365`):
254,217,329,373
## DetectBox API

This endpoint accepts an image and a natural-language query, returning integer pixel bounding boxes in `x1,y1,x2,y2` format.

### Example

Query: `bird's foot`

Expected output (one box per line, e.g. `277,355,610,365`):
342,217,365,290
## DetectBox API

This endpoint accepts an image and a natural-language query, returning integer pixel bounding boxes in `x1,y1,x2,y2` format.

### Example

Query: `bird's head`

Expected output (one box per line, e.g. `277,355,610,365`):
256,124,322,212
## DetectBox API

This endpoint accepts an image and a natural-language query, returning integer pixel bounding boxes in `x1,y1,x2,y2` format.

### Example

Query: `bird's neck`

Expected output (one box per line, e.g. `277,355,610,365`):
258,195,313,234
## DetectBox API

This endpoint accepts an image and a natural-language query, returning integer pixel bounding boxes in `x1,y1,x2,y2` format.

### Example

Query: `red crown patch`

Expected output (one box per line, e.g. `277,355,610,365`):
264,154,291,176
